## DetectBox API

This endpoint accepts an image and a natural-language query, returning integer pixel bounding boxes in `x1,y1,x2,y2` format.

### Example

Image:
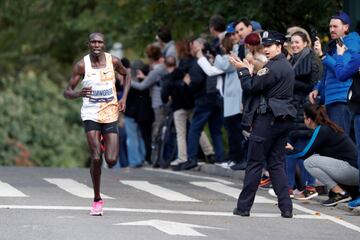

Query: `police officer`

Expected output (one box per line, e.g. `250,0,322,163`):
229,31,296,218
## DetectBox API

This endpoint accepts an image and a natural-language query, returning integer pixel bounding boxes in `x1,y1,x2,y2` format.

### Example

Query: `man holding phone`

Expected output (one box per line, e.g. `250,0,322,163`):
309,11,360,136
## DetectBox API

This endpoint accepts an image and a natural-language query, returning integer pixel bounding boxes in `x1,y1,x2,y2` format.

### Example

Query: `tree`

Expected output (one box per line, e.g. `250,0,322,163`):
0,0,343,167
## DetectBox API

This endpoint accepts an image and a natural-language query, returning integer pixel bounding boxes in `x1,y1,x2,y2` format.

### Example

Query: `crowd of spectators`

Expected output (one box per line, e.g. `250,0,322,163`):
114,12,360,210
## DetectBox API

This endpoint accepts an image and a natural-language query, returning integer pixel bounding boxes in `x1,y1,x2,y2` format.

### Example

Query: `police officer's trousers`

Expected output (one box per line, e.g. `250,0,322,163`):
236,113,293,213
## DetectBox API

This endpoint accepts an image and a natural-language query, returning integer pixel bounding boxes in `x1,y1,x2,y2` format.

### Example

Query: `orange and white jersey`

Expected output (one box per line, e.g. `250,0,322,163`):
81,52,118,123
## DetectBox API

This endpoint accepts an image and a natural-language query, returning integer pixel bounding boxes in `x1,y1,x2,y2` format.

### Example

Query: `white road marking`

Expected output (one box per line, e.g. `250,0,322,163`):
114,219,224,237
43,178,114,199
0,205,322,218
144,168,234,185
0,180,28,197
190,181,276,203
57,216,75,219
293,203,360,233
2,205,359,233
120,180,200,202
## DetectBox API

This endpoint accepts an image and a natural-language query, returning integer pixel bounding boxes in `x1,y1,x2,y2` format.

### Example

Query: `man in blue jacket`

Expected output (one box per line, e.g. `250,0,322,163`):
335,45,360,209
309,11,360,136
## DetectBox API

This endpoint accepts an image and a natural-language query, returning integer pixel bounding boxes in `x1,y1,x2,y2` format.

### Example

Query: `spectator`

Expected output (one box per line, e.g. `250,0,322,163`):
128,60,154,165
286,31,322,200
335,43,360,209
284,26,312,59
309,11,360,136
209,15,227,55
216,36,246,170
117,112,128,168
244,32,267,73
157,26,177,58
173,38,225,171
196,35,246,170
123,58,145,168
161,56,215,167
130,44,168,153
234,18,253,59
287,103,358,207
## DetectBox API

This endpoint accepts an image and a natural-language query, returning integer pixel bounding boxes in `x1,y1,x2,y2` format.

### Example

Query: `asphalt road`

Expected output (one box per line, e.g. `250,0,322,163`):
0,166,359,240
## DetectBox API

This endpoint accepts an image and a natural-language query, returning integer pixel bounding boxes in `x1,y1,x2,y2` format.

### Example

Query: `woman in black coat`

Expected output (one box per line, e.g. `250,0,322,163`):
286,31,322,200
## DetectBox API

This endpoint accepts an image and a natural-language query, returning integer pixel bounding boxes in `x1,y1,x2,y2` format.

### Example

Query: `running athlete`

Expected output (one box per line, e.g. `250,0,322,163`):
64,32,130,216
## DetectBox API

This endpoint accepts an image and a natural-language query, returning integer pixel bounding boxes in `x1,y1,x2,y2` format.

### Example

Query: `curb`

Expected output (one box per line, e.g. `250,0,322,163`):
195,163,246,180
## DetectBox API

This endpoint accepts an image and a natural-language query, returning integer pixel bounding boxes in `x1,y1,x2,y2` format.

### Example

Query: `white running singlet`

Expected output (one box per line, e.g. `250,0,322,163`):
80,52,118,123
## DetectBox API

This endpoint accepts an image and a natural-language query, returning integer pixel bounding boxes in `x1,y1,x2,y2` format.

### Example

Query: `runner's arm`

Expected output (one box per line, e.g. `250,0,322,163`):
64,60,89,99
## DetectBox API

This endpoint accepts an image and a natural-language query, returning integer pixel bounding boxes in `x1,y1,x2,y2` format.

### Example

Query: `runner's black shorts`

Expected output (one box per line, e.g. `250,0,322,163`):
83,120,118,135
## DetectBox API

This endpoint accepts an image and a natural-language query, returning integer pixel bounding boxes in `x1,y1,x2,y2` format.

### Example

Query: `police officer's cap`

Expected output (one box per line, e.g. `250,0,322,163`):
261,31,286,46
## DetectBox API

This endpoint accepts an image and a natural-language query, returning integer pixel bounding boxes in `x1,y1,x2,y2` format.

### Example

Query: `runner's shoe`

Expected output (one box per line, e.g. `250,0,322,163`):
90,200,104,216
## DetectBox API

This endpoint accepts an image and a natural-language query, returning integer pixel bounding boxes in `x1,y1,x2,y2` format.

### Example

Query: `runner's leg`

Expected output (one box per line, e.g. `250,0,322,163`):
103,132,119,168
86,130,102,200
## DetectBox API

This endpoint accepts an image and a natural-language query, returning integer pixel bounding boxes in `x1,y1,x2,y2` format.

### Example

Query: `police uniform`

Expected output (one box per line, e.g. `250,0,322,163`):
234,31,297,218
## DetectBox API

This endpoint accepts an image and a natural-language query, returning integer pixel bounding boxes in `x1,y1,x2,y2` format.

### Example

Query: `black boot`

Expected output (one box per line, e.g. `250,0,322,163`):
281,210,293,218
233,208,250,217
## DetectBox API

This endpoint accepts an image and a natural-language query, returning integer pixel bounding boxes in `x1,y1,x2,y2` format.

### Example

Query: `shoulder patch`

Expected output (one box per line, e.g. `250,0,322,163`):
257,67,269,76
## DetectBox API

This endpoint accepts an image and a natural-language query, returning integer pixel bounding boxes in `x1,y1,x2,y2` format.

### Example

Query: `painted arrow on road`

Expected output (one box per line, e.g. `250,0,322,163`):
114,219,224,237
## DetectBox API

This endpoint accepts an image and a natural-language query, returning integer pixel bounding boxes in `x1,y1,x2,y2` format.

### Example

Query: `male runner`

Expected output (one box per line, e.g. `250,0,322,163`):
64,32,130,216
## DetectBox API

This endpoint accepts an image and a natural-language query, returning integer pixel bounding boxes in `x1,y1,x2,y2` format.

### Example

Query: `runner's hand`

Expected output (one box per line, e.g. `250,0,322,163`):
81,87,92,98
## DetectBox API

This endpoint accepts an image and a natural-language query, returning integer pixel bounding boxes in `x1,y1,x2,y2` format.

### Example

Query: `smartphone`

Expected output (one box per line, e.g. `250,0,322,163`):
309,28,318,45
336,37,344,47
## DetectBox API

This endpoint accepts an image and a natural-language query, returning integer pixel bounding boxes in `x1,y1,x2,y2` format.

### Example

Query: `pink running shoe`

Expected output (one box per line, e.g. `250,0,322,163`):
90,200,104,216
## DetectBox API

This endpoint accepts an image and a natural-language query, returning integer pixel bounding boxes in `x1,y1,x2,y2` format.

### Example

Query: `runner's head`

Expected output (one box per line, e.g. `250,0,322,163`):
88,32,105,57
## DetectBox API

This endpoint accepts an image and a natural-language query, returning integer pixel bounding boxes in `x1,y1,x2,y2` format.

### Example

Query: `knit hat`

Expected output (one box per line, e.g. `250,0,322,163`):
331,11,352,26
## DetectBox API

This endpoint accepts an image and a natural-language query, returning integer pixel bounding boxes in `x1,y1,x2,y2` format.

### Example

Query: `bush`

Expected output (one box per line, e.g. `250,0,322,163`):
0,72,88,167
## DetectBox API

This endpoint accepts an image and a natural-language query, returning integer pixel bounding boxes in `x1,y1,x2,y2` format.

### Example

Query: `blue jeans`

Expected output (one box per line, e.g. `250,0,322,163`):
354,114,360,193
124,117,145,167
326,102,352,136
286,137,316,188
188,98,224,162
114,126,128,168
